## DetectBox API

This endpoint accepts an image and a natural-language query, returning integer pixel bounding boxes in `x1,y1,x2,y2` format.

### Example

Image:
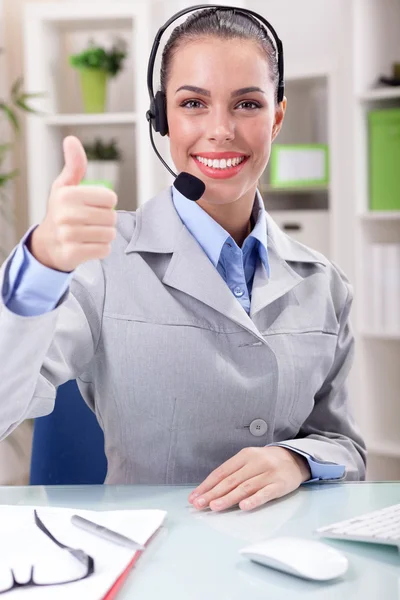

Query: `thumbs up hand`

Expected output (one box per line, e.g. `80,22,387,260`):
28,136,117,272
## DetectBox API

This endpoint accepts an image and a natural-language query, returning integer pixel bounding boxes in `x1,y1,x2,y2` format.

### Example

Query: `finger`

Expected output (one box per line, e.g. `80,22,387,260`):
64,242,112,263
54,136,88,189
193,466,248,509
63,205,117,227
58,186,117,210
239,482,284,511
189,453,247,505
209,473,270,511
196,458,269,510
56,225,116,244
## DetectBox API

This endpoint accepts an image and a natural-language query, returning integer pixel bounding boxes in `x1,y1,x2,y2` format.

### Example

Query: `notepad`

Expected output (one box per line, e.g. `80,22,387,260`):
0,505,166,599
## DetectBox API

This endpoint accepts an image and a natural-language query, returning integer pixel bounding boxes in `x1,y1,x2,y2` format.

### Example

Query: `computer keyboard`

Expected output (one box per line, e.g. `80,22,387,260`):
316,503,400,547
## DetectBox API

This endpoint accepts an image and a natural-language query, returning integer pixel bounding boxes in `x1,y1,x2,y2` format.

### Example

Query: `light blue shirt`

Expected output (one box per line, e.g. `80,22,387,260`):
172,186,269,314
2,185,345,482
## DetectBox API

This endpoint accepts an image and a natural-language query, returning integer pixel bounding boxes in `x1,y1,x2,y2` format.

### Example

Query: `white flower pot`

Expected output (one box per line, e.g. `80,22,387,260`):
84,160,120,191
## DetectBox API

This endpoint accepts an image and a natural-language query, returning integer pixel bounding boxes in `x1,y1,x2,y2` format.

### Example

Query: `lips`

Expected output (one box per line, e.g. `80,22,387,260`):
192,152,248,159
192,154,249,180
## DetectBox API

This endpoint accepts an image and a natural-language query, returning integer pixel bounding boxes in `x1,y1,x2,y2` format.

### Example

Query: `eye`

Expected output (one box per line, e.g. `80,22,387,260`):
236,101,261,110
180,99,205,109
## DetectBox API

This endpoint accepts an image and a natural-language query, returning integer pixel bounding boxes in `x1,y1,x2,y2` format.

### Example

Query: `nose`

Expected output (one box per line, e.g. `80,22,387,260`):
206,109,235,144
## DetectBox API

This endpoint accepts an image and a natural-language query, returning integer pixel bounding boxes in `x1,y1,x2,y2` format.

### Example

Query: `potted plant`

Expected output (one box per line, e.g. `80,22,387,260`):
82,137,122,191
0,70,42,263
69,38,127,113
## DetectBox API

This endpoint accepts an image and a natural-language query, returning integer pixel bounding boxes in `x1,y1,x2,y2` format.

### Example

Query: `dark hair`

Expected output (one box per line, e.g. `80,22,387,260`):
160,8,279,103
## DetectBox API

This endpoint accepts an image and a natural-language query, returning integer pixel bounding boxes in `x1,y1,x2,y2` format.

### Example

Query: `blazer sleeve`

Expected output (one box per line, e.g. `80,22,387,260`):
276,265,367,481
0,240,105,441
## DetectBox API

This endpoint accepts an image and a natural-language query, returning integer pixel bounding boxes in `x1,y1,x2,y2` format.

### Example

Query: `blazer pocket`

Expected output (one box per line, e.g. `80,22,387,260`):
264,330,338,431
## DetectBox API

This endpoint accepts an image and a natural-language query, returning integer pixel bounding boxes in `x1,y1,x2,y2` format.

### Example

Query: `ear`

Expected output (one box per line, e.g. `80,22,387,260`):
271,96,287,142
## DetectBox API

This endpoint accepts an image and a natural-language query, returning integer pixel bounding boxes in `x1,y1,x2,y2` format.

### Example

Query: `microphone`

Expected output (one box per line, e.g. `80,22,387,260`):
148,119,205,202
173,172,205,202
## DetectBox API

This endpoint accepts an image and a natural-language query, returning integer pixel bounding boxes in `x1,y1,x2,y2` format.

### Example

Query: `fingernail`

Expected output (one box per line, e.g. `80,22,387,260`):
212,500,223,509
190,492,199,501
196,497,206,507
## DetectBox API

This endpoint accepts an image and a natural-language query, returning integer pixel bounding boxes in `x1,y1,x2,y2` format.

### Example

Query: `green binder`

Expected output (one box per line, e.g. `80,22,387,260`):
369,108,400,211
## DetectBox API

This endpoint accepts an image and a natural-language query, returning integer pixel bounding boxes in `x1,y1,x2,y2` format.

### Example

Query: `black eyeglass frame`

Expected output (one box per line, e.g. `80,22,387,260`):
0,509,94,595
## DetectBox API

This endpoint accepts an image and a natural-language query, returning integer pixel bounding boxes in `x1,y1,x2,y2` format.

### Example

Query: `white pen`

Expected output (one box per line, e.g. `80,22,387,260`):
71,514,145,551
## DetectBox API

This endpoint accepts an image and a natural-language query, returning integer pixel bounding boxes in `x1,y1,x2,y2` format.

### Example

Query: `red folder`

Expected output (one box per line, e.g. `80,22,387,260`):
101,527,162,600
102,551,142,600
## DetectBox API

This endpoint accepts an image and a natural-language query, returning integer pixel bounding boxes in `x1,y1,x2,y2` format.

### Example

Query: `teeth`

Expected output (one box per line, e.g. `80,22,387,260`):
195,156,245,169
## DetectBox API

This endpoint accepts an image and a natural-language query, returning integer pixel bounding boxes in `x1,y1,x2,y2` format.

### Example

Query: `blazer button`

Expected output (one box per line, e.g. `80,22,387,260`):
249,419,268,437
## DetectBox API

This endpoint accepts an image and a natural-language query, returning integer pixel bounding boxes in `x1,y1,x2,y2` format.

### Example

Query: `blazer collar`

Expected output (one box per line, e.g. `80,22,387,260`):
124,187,327,338
125,186,327,267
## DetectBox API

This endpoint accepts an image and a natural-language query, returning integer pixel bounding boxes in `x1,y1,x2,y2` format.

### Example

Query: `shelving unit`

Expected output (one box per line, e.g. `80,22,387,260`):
260,74,332,258
360,212,400,221
23,2,154,227
259,184,329,194
359,87,400,102
351,0,400,478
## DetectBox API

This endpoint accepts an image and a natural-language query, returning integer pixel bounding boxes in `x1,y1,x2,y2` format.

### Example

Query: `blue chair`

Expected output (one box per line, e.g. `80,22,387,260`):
30,379,108,485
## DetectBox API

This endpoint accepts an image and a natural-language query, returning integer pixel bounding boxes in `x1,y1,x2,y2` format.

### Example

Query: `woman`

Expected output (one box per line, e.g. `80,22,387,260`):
0,7,366,511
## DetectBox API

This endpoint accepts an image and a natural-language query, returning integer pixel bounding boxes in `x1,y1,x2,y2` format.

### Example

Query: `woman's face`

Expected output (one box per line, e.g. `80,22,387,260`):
166,36,286,206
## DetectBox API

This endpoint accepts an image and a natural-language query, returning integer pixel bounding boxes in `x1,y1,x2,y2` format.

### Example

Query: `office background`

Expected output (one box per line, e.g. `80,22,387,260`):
0,0,399,485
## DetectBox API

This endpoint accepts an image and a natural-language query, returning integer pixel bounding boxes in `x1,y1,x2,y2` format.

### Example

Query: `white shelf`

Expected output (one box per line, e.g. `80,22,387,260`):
359,87,400,102
359,211,400,221
260,184,329,194
361,331,400,341
368,440,400,458
44,113,137,127
24,0,155,226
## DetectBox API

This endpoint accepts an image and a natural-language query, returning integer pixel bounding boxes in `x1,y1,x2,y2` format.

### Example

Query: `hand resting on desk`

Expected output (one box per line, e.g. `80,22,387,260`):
189,446,311,512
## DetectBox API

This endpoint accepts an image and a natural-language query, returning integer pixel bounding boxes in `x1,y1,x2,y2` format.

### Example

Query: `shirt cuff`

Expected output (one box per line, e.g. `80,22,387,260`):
4,225,74,316
268,443,346,483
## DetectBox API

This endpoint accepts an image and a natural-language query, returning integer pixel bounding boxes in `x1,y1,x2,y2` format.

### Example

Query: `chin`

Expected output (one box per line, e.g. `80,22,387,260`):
201,180,250,205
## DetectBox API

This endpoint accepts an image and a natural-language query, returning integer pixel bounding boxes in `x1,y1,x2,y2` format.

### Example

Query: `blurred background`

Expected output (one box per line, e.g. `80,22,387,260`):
0,0,399,485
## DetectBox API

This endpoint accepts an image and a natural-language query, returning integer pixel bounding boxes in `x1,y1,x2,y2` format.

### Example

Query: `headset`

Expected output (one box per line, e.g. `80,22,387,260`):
145,4,285,199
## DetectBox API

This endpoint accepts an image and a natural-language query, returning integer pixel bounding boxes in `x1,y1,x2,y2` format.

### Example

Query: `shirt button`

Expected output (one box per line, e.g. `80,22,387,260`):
233,286,244,298
249,419,268,437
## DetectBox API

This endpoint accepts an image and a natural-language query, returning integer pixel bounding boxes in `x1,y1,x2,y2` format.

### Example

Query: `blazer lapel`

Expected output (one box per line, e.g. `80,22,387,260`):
125,188,265,342
250,212,328,318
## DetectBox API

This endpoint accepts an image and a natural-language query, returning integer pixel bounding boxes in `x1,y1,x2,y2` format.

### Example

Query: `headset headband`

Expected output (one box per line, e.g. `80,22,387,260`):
147,4,285,106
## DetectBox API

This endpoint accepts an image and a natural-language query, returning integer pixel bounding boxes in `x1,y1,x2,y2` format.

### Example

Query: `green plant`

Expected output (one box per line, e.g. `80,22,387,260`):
83,138,122,161
69,38,127,77
0,74,43,186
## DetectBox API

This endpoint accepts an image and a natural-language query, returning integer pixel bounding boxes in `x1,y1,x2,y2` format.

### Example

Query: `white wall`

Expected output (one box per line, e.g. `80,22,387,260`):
250,0,346,75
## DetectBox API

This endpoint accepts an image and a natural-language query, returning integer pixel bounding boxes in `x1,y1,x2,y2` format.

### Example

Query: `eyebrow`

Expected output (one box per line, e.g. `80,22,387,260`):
175,85,265,97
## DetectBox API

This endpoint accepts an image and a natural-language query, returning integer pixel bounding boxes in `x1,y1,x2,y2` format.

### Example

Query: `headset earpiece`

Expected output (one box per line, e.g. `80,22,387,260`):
154,91,168,136
146,92,168,136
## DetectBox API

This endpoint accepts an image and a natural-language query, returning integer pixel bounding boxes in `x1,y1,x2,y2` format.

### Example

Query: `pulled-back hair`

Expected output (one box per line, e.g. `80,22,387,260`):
160,8,279,103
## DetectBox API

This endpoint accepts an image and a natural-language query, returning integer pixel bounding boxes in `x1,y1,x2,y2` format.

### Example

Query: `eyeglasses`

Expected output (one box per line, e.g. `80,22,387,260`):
0,509,94,594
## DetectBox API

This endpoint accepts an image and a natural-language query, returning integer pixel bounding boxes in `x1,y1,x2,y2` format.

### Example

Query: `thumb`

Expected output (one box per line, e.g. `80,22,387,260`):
54,136,87,189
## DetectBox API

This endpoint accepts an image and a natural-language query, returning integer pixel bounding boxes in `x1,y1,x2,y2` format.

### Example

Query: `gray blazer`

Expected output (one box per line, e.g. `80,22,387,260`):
0,187,366,484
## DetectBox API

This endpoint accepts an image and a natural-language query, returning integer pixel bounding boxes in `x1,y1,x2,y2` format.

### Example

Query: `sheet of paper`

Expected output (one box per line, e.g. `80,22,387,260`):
277,148,325,182
0,505,166,599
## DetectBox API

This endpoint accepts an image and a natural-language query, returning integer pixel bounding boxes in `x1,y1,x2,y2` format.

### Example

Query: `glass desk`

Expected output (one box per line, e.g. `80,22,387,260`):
0,482,399,599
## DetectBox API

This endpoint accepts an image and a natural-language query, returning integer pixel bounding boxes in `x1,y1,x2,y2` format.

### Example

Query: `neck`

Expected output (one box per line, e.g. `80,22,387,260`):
197,186,256,247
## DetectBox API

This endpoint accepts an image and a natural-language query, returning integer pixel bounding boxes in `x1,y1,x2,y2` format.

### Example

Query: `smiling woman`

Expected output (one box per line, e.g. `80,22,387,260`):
0,6,366,511
161,10,285,243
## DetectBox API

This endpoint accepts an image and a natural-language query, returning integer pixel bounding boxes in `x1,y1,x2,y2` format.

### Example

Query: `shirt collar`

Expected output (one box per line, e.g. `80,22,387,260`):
172,186,270,275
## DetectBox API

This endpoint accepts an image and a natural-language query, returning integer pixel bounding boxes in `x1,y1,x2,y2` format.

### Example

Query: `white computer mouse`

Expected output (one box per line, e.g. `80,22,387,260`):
239,536,349,581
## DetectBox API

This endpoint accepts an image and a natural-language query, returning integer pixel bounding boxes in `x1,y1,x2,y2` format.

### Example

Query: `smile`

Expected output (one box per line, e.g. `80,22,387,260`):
195,155,246,169
192,153,249,179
